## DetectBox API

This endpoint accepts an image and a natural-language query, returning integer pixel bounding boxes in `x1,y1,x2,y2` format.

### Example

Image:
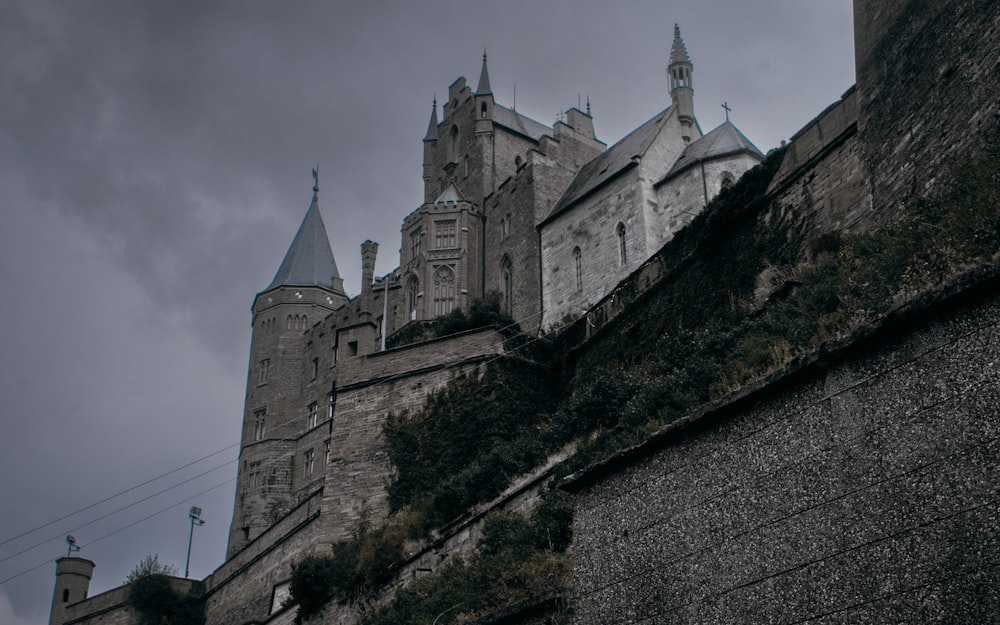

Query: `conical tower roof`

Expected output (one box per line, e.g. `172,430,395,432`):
264,184,341,292
424,97,439,141
669,23,692,67
476,50,492,95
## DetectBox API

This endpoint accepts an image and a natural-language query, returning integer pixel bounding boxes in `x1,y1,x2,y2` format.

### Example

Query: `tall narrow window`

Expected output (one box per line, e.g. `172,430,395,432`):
432,266,456,316
307,402,318,429
247,461,262,487
324,439,332,465
311,358,319,380
407,278,419,321
258,359,270,385
410,229,421,260
616,222,627,265
253,408,267,441
501,256,513,315
448,125,460,163
435,220,456,248
303,449,315,477
327,392,335,420
573,247,583,291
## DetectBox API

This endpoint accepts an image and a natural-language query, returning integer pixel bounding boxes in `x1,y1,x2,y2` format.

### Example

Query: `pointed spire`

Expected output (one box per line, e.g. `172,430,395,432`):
669,23,692,67
424,96,439,141
476,49,492,95
265,173,342,292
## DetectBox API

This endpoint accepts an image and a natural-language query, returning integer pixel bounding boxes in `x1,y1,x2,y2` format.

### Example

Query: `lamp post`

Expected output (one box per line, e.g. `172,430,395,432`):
185,506,205,578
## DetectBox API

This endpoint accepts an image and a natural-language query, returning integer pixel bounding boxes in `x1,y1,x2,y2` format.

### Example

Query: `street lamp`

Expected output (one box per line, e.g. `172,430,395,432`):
185,506,205,578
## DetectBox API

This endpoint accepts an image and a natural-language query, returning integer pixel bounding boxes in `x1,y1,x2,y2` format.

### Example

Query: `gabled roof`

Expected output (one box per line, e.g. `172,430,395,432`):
264,194,341,292
658,120,763,183
493,104,551,141
543,107,673,223
434,182,467,204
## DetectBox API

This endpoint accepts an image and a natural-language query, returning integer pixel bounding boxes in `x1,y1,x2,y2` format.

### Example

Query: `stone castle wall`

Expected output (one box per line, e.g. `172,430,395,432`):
566,279,1000,624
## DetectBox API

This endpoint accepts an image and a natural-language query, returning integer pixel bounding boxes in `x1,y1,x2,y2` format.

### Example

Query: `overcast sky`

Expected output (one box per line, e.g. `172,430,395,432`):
0,2,855,623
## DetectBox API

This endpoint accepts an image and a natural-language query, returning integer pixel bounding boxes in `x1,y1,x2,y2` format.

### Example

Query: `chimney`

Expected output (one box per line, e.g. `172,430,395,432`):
361,240,378,297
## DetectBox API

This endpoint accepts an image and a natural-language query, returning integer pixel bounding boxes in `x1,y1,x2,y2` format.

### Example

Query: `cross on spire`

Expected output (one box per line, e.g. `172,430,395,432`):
721,102,732,122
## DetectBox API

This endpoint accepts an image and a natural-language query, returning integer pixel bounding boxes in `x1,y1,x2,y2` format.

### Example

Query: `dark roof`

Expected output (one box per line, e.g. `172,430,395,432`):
424,99,439,142
658,120,763,183
264,195,341,291
543,107,673,223
493,104,550,141
669,23,692,67
476,52,492,95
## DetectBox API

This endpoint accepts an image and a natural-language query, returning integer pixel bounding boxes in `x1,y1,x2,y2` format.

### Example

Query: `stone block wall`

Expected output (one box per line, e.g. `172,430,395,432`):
565,284,1000,623
319,328,506,542
854,0,1000,220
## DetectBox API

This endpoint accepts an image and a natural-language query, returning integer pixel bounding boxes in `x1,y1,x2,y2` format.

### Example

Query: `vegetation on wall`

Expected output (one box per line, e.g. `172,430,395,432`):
290,131,999,624
126,572,204,625
386,292,519,349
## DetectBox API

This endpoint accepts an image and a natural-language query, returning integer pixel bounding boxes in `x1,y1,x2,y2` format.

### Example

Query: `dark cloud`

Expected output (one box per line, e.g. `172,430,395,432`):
0,2,855,622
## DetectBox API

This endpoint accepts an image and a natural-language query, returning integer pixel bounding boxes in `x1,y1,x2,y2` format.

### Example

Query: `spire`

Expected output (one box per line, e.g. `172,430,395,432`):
265,174,342,292
476,49,492,95
424,96,439,141
669,23,692,67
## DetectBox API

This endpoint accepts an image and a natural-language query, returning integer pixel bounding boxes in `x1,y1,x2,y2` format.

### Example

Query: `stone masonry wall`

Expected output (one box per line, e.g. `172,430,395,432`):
854,0,1000,220
565,282,1000,624
319,328,506,542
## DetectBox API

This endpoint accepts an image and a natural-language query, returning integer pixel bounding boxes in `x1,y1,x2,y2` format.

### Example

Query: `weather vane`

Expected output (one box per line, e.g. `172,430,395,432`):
66,535,81,557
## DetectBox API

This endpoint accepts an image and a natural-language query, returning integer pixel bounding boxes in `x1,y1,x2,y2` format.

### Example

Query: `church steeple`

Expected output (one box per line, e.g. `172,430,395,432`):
423,97,439,142
264,171,344,294
476,50,492,95
667,23,696,143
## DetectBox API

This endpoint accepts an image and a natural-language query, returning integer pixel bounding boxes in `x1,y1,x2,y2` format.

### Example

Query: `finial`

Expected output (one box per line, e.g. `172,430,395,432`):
483,48,487,62
721,101,732,122
586,95,591,116
312,165,319,199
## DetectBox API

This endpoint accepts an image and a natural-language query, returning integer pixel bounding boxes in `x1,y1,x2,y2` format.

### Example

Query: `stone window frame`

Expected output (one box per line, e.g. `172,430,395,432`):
258,359,270,385
247,460,262,487
307,402,318,429
432,265,457,317
303,448,315,477
616,221,627,265
573,246,583,291
435,219,457,249
252,408,267,441
327,392,335,420
410,228,421,261
324,439,332,465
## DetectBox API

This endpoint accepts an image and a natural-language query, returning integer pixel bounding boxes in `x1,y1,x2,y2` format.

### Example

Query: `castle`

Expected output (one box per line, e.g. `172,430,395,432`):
49,1,1000,622
225,24,761,557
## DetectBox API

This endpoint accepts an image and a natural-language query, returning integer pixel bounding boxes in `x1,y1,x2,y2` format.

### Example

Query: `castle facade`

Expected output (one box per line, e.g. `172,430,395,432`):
225,25,762,556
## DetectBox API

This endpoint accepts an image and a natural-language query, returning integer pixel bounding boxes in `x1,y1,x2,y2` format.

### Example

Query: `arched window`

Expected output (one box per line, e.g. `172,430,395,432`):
515,155,523,170
480,101,488,118
720,171,735,189
573,246,583,291
432,266,456,317
62,589,70,603
616,222,627,265
286,315,292,330
407,278,419,321
448,125,460,163
500,256,513,315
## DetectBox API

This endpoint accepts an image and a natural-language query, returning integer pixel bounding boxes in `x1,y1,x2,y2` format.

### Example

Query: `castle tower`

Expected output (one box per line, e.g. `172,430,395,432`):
474,51,497,199
48,557,95,625
668,23,695,143
226,173,348,557
422,98,439,205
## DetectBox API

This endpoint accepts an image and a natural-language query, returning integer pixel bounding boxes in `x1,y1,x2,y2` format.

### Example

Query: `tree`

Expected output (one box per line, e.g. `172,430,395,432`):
124,554,178,584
